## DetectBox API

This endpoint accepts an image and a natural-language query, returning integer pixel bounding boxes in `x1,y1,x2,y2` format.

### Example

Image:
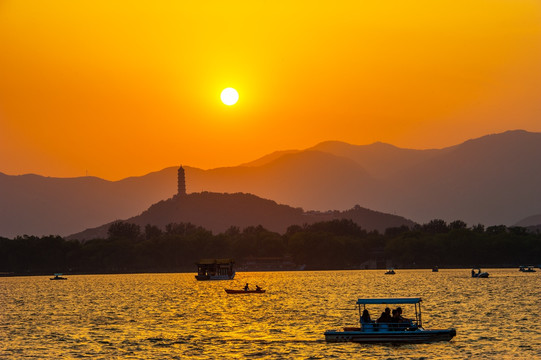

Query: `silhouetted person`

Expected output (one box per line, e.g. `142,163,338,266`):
255,285,261,291
396,307,404,321
361,309,372,323
377,307,392,323
244,283,249,291
395,306,412,329
391,309,400,324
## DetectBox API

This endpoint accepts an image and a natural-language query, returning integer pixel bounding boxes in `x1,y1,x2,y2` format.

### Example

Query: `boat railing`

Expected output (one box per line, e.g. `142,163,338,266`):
360,320,418,332
356,298,423,329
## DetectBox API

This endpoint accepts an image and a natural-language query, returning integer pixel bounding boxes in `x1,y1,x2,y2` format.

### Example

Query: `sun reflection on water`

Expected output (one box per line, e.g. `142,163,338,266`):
1,269,540,359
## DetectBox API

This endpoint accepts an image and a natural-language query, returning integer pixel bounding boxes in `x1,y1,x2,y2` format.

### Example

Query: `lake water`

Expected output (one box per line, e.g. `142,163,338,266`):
1,269,540,359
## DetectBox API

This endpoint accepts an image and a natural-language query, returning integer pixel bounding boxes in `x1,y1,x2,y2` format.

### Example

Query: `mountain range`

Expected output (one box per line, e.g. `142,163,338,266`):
1,129,540,238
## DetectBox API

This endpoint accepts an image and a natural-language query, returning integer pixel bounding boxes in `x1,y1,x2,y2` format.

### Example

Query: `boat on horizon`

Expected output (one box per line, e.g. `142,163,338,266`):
519,265,536,272
385,268,396,275
471,268,489,278
324,297,456,343
195,258,235,280
50,273,67,280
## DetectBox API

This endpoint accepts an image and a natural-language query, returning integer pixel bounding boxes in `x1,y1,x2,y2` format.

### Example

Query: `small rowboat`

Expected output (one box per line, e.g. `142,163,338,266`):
225,289,266,294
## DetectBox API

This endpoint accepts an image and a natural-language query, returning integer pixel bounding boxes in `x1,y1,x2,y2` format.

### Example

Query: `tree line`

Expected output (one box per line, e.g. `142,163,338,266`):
0,219,540,275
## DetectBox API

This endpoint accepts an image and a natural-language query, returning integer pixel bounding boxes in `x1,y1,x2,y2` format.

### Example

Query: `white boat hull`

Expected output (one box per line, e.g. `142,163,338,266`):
324,328,456,343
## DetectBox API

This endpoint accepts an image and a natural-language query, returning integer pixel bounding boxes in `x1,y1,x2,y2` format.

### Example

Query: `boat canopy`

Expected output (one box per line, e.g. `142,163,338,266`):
356,297,421,305
196,258,234,265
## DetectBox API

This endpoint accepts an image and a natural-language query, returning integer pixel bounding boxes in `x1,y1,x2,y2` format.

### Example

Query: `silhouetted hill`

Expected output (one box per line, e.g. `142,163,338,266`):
308,141,443,178
239,150,300,167
2,129,540,237
67,192,416,240
515,214,541,227
0,169,177,238
186,150,377,211
380,130,541,225
186,130,541,226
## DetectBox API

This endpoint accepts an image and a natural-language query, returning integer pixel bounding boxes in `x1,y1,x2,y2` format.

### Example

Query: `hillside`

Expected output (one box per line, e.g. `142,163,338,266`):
515,214,541,227
67,192,416,240
2,129,540,237
185,130,541,226
186,150,377,211
378,130,541,225
0,169,177,238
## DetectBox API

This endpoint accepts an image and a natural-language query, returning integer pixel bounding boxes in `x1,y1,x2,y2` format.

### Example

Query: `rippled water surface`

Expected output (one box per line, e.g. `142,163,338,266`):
2,269,541,359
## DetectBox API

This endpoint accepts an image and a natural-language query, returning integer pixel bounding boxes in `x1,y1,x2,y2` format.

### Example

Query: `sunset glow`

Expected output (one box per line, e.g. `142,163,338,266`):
0,0,540,179
221,88,239,106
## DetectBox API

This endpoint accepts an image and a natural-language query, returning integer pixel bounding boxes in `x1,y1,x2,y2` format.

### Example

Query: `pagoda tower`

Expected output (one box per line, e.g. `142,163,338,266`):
177,165,186,196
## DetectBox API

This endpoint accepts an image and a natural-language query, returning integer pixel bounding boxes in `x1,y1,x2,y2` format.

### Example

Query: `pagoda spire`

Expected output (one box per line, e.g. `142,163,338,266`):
177,165,186,196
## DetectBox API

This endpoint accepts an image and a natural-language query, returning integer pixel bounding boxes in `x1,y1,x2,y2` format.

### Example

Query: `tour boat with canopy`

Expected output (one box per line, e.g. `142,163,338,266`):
195,259,235,280
324,297,456,343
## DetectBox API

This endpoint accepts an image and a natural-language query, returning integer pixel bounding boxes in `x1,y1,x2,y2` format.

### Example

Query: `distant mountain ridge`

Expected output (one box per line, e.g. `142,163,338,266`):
308,141,445,178
0,170,177,238
1,129,540,237
187,130,541,226
67,192,415,240
514,214,541,227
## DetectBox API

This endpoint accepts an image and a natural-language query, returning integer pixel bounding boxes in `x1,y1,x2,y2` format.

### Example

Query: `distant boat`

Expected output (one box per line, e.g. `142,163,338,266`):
324,297,456,343
519,266,536,273
471,268,489,278
50,273,67,280
225,289,266,294
385,268,396,275
195,258,235,280
432,266,439,272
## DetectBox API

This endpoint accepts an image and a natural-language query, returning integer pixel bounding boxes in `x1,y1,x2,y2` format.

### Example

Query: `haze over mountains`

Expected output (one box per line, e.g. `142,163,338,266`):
1,130,540,238
68,193,415,241
186,130,541,227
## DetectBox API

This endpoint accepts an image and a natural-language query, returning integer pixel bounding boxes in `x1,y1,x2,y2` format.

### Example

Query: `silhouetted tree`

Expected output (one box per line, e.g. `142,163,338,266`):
449,220,467,230
108,221,141,239
144,224,162,240
385,225,410,237
423,219,449,234
471,224,485,233
486,225,507,235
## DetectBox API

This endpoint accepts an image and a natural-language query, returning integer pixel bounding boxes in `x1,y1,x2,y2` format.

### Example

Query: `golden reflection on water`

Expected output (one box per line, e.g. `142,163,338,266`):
1,269,541,359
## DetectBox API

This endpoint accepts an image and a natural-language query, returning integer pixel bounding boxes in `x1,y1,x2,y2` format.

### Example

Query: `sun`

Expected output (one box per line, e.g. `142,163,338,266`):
220,88,239,106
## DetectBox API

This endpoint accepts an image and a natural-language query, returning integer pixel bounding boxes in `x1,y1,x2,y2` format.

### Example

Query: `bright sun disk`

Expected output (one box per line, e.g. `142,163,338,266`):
221,88,239,106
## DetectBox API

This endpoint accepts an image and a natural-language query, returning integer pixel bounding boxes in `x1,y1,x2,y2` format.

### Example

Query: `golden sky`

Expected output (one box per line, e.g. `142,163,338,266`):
1,0,540,180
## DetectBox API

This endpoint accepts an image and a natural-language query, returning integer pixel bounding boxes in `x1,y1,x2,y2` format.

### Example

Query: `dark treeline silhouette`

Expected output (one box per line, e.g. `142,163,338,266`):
1,219,540,275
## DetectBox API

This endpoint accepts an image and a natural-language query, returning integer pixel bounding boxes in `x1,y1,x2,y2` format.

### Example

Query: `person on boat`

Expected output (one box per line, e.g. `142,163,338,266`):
391,309,400,322
472,268,475,277
244,283,249,291
377,307,392,323
389,309,400,330
395,307,414,329
255,285,262,291
361,309,373,323
396,307,405,321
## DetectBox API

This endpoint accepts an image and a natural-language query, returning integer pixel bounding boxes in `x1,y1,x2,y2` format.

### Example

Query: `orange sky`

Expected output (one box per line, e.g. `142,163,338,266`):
1,0,540,180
